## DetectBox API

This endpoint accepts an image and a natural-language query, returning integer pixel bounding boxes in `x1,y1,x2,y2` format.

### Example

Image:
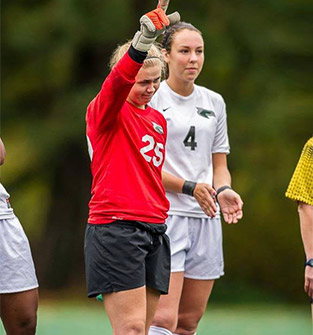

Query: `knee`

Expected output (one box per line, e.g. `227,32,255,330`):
7,314,37,335
119,320,145,335
152,310,178,333
20,315,37,334
176,310,203,335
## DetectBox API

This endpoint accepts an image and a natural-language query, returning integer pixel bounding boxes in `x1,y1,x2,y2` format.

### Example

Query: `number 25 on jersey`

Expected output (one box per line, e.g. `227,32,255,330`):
140,134,164,167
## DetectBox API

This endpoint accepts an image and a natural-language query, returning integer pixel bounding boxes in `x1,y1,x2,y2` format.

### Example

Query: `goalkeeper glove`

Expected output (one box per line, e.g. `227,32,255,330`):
132,8,180,53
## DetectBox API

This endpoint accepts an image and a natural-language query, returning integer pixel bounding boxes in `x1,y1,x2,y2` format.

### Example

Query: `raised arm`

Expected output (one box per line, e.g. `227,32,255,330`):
87,6,180,132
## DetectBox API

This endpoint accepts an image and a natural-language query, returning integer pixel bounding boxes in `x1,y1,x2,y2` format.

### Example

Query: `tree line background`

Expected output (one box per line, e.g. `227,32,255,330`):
1,0,313,303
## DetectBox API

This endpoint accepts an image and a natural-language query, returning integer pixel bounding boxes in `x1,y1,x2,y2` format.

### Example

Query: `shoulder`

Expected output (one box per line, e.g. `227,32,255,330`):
304,137,313,149
194,84,225,105
150,81,170,110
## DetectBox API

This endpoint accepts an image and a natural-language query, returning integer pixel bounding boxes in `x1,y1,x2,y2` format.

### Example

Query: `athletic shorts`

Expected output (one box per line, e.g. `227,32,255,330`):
0,216,39,294
84,221,171,297
166,215,224,280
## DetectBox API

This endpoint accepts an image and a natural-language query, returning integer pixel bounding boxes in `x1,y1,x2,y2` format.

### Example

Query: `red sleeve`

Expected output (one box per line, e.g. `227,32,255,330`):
86,52,143,131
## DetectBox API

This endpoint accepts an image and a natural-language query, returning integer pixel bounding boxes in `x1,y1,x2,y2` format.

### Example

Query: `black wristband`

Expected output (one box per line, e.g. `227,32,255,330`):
182,180,197,197
128,45,148,64
216,185,232,197
304,258,313,267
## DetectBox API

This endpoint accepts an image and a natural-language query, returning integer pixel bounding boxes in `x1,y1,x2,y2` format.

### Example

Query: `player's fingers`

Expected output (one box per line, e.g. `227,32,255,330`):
143,8,169,31
232,214,238,224
304,277,309,293
206,185,217,199
232,213,238,224
155,8,170,26
167,12,180,26
234,194,244,208
236,210,243,220
202,204,216,218
306,277,313,298
223,212,230,223
157,0,170,12
309,283,313,299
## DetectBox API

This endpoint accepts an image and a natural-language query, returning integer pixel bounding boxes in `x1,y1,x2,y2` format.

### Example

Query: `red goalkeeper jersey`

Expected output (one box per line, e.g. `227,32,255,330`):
86,50,169,224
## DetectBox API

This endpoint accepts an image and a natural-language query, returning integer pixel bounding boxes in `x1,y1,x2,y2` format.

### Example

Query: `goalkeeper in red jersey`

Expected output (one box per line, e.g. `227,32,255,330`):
84,2,180,334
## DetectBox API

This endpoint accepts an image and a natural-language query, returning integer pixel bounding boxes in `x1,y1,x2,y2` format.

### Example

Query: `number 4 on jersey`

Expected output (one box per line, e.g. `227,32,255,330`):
183,126,197,151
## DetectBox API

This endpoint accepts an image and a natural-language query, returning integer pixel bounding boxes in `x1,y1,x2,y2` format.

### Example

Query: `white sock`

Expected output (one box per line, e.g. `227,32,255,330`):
149,325,173,335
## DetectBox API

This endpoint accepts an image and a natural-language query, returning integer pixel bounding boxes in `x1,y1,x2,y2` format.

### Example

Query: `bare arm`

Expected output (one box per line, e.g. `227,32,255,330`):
161,170,217,217
0,138,6,165
298,202,313,299
213,153,243,224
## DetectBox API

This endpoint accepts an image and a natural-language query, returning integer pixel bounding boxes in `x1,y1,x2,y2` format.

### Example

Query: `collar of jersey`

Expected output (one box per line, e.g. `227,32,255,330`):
126,100,151,116
164,80,196,102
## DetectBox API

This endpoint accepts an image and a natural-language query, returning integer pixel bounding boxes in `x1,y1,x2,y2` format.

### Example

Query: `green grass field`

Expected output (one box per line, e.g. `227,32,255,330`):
1,301,311,335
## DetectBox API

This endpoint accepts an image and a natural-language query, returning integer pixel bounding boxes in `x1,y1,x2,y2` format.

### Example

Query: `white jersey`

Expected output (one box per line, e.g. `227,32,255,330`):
0,183,15,220
150,81,230,218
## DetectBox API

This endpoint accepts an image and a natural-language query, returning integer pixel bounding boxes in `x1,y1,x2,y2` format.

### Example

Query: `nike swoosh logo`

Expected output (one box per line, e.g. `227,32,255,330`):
163,107,171,112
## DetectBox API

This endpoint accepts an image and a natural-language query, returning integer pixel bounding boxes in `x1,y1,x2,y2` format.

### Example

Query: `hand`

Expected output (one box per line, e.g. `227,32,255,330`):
157,0,170,12
217,189,243,224
132,7,180,52
304,266,313,299
193,183,217,218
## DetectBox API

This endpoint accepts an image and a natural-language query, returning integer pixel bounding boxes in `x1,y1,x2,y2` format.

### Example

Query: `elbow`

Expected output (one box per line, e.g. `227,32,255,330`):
0,152,5,165
0,140,6,165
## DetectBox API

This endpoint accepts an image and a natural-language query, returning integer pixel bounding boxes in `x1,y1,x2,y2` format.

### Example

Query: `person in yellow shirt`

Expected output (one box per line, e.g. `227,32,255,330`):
286,137,313,319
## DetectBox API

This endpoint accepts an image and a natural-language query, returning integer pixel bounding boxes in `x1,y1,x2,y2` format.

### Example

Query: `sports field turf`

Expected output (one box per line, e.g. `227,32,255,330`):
1,301,311,335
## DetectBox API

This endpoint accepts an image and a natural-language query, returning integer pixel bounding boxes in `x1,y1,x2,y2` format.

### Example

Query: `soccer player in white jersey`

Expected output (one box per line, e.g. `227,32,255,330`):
148,22,244,335
0,138,38,334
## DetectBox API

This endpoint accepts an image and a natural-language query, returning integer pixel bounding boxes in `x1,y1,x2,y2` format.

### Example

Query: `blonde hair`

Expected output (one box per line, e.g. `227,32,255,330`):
109,41,165,75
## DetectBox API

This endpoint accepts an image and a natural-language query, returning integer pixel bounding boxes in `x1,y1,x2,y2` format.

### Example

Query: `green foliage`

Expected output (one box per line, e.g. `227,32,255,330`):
1,0,312,300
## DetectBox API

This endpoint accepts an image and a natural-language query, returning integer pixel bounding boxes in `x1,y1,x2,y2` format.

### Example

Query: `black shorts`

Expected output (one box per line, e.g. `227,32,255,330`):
84,221,171,298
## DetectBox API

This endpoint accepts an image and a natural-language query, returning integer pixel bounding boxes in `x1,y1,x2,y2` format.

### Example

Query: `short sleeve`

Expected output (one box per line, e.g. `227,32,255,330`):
285,137,313,205
212,97,230,154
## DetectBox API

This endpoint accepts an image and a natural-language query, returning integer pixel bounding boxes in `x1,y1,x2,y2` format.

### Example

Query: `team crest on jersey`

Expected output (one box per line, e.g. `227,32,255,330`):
152,122,164,134
196,107,216,119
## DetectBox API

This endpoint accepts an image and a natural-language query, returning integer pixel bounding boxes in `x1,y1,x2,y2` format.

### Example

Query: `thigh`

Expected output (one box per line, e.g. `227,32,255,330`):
145,287,161,334
103,286,147,335
152,272,185,331
0,288,38,332
176,278,214,331
185,217,224,280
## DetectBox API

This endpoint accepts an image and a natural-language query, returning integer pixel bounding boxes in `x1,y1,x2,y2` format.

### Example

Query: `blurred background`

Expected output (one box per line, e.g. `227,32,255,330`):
1,0,313,333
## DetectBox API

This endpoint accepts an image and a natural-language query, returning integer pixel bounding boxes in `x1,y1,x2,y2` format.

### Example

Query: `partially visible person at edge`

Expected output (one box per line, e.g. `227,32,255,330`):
0,137,39,335
286,137,313,319
148,22,244,335
84,4,180,335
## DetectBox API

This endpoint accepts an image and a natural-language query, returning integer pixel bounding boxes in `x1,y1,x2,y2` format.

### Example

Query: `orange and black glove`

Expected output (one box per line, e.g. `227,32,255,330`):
132,1,180,53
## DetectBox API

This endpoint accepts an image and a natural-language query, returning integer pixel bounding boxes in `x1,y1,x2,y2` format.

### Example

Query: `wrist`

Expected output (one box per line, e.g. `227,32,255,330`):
128,45,148,63
182,180,197,197
216,185,232,197
305,258,313,267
